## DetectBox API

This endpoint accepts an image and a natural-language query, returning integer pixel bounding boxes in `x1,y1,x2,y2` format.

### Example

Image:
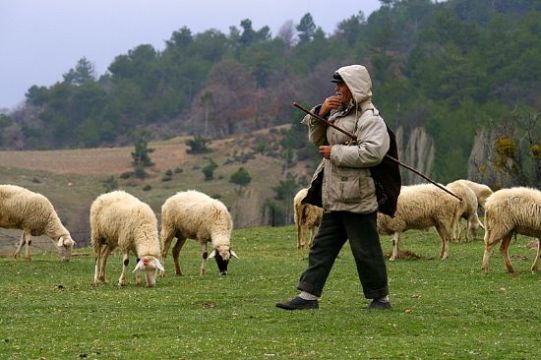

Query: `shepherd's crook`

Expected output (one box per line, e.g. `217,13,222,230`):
293,102,461,201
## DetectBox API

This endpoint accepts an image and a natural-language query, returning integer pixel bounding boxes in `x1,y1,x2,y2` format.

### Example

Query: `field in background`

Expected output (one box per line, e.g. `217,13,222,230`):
1,226,540,359
0,125,304,246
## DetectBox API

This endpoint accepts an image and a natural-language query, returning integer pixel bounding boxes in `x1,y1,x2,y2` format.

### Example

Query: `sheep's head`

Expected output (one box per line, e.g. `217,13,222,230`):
133,256,165,287
56,235,76,262
209,245,238,276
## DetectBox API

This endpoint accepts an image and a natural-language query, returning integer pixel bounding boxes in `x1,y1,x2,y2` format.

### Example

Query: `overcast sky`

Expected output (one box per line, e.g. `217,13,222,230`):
0,0,381,111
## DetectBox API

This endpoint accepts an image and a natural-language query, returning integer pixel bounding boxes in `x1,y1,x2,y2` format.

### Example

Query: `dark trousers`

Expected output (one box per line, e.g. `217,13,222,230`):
297,211,389,299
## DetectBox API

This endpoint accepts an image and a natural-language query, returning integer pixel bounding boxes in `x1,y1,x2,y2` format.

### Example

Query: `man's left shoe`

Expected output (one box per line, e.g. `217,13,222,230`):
276,296,319,310
367,299,391,310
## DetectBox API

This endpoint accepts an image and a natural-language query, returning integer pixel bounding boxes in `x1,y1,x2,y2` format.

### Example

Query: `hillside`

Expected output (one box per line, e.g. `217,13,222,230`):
0,124,311,250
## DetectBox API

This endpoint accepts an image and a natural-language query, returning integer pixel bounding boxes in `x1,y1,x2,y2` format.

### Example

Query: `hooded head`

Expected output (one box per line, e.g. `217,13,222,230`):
332,65,373,105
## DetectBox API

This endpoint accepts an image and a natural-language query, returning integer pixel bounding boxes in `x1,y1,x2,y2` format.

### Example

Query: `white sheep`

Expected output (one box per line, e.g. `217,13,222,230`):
0,184,76,262
161,190,238,276
457,179,493,209
377,183,462,261
293,188,323,250
481,187,541,274
446,180,484,241
90,191,164,287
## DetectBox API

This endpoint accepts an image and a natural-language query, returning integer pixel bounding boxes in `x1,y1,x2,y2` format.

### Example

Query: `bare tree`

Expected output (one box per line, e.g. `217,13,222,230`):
396,126,435,185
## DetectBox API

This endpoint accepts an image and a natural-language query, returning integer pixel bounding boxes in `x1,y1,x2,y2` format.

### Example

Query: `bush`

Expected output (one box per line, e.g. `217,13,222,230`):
142,184,152,191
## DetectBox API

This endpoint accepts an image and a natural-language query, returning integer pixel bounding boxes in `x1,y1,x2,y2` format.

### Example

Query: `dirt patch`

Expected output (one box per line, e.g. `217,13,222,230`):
0,140,189,175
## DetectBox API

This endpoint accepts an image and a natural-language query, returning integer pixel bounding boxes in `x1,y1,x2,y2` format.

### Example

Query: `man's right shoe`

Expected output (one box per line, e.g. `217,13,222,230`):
367,298,391,310
276,296,319,310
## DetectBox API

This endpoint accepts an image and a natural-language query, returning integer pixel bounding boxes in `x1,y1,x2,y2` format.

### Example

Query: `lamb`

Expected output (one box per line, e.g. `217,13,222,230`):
446,180,484,241
377,183,462,261
481,187,541,274
90,191,164,287
161,190,238,276
0,184,76,262
293,188,323,249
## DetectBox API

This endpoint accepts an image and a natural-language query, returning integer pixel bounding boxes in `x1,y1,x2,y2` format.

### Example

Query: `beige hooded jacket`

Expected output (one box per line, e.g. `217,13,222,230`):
302,65,390,214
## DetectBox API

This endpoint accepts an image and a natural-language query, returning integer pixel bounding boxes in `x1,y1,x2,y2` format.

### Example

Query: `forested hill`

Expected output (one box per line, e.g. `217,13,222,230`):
1,0,540,186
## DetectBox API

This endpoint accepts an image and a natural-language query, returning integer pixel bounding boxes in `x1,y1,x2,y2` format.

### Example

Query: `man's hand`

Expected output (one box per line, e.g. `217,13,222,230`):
319,145,332,159
319,95,342,117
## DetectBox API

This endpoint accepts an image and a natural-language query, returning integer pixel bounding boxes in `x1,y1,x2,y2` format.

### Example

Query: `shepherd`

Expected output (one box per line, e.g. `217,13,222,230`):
276,64,398,311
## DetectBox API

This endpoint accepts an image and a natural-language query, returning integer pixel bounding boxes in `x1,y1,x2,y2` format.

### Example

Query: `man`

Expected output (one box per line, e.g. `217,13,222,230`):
276,65,391,310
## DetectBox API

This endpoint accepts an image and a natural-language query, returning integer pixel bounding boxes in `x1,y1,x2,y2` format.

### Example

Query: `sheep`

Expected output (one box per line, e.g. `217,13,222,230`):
481,187,541,274
161,190,238,276
293,188,323,250
0,184,76,262
456,179,493,209
377,183,462,261
446,180,484,241
90,191,164,287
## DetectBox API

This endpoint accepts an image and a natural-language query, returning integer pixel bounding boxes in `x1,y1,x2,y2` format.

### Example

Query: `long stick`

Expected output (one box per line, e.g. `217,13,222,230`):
293,102,462,201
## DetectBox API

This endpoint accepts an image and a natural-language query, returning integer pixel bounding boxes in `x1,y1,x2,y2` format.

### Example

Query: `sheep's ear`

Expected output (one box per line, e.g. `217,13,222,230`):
230,250,239,259
208,250,216,259
57,238,64,247
154,259,165,272
133,259,144,273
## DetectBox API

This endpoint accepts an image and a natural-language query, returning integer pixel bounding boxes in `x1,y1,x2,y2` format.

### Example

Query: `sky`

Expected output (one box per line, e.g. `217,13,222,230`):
0,0,381,111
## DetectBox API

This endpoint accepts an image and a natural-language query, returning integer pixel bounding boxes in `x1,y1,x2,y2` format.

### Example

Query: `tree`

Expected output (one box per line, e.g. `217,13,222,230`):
131,133,154,178
296,13,316,43
63,57,96,85
186,135,211,153
230,167,252,192
202,159,218,181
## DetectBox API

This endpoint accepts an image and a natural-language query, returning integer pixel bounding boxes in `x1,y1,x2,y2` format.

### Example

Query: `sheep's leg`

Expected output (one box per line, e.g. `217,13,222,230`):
97,245,112,283
172,237,187,276
531,238,541,273
160,228,176,259
93,244,103,284
308,227,317,249
481,229,498,274
296,225,303,249
435,224,450,260
389,232,400,261
14,231,26,260
499,234,514,273
199,242,208,276
118,253,129,286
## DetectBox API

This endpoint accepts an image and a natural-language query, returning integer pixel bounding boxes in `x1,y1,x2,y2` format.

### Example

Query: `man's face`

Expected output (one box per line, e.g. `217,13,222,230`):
335,82,352,105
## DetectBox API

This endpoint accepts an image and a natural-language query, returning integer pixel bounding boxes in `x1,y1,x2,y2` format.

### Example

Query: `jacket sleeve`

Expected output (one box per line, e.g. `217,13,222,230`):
330,114,390,168
300,105,328,146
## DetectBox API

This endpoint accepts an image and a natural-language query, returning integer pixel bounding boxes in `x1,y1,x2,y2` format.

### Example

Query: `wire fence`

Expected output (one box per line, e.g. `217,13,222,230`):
0,229,90,256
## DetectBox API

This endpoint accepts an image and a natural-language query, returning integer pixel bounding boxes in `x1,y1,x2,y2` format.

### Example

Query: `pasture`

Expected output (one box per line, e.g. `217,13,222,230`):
1,226,540,359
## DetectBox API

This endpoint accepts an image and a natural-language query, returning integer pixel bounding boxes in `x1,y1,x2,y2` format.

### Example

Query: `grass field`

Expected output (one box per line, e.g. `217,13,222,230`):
1,226,540,359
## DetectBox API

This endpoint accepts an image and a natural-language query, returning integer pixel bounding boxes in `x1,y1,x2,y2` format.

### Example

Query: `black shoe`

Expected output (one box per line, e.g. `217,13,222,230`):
276,296,319,310
368,299,391,310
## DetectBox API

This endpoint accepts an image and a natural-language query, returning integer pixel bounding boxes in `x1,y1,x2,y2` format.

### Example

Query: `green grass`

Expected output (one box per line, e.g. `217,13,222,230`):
1,226,540,359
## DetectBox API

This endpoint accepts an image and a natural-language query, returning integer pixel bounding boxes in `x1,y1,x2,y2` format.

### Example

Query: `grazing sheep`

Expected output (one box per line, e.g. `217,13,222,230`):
481,187,541,274
377,183,462,261
161,190,238,276
90,191,164,287
447,180,484,241
0,184,76,262
457,179,493,209
293,188,323,250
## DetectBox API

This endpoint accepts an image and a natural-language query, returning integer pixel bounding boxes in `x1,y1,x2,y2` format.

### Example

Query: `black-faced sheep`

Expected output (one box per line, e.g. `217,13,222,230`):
161,190,238,276
0,184,76,262
90,191,164,287
481,187,541,274
377,183,462,261
293,188,323,250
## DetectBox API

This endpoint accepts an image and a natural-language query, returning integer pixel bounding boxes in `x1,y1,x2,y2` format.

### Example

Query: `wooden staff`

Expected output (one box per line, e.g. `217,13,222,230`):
293,102,461,201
